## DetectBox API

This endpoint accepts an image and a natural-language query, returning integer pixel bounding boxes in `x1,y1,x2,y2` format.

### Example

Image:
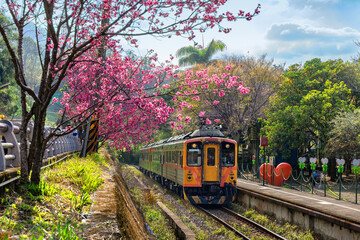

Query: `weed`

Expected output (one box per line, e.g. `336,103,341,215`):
74,189,93,211
213,225,227,235
229,204,315,240
0,232,11,240
145,190,157,204
195,229,207,240
51,219,79,240
240,224,251,235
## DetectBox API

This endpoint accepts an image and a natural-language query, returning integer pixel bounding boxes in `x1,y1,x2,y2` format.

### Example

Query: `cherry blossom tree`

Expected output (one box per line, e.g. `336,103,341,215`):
0,0,260,184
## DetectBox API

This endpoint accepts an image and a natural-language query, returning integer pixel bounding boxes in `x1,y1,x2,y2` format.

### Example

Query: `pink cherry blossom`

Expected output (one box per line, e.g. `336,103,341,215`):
5,0,260,151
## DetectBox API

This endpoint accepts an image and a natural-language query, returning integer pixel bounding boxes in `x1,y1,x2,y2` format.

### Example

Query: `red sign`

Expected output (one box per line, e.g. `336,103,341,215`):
260,136,268,147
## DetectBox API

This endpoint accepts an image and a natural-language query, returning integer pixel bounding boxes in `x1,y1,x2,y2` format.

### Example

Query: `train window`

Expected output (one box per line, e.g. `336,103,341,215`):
180,151,183,166
167,151,171,163
174,151,179,165
207,148,215,166
221,142,235,166
187,142,202,166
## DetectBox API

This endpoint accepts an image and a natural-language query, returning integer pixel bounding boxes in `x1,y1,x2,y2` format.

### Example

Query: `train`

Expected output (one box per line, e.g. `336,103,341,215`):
139,127,237,204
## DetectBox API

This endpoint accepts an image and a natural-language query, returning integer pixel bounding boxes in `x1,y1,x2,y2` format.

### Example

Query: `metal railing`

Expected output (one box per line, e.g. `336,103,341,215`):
238,162,360,204
0,119,82,172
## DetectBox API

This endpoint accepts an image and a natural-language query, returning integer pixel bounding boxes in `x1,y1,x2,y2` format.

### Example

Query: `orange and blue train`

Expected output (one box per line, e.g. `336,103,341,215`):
139,128,237,204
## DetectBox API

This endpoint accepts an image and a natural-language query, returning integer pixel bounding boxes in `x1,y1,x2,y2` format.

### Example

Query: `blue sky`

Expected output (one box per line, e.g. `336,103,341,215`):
136,0,360,67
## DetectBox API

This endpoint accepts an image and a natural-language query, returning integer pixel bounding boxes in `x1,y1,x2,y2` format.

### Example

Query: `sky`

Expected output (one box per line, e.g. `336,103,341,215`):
135,0,360,67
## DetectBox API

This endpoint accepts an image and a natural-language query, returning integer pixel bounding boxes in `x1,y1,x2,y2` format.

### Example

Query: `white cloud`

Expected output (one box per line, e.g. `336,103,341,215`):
262,23,360,65
134,0,360,66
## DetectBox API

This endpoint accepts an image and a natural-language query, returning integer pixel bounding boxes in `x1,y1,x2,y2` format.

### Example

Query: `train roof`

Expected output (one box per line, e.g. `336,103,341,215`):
142,127,226,149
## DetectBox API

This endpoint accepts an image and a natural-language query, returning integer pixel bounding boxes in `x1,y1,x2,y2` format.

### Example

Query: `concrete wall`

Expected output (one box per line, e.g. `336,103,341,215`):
237,189,360,240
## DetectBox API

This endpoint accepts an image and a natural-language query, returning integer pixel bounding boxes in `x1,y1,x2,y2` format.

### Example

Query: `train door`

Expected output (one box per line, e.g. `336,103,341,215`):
203,144,219,182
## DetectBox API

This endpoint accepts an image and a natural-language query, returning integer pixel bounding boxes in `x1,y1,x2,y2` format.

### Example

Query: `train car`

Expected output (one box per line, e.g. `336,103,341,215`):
139,127,237,204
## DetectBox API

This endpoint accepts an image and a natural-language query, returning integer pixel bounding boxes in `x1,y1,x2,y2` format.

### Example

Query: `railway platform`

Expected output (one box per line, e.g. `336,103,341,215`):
236,178,360,239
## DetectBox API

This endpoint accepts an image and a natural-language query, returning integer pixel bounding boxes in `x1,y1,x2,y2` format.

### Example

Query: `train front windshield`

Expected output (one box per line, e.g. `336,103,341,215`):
187,142,202,166
221,142,235,166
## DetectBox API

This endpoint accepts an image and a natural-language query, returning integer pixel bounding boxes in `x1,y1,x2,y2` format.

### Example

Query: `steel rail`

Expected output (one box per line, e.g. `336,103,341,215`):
222,207,287,240
196,206,251,240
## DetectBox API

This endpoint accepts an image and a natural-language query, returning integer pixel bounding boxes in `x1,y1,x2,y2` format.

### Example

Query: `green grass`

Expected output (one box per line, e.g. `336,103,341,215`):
229,204,315,240
122,166,176,240
0,152,108,239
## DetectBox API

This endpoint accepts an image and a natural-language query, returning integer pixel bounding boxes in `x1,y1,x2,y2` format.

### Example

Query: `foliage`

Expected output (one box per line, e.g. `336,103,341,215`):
325,110,360,159
264,58,353,158
0,15,20,117
124,165,176,240
171,55,283,142
0,153,107,238
176,39,226,67
0,85,21,118
113,147,141,165
229,204,315,239
0,0,260,183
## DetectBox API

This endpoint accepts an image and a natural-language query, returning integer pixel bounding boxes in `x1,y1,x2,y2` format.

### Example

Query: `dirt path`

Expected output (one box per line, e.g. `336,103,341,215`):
82,162,121,239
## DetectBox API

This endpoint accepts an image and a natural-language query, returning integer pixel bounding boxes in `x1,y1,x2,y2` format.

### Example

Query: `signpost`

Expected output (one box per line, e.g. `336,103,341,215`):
260,137,268,186
352,159,360,204
310,157,317,194
321,158,328,197
252,155,256,182
298,157,306,191
336,158,345,200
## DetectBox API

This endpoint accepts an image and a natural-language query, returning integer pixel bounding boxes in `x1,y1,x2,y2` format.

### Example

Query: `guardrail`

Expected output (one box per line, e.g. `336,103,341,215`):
0,119,82,172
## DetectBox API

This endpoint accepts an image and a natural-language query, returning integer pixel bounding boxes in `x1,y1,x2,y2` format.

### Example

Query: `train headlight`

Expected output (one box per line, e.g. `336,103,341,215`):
192,143,197,148
225,144,230,149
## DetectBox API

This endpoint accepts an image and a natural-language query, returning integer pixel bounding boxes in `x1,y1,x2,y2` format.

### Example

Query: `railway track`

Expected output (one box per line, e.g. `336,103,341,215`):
197,206,287,240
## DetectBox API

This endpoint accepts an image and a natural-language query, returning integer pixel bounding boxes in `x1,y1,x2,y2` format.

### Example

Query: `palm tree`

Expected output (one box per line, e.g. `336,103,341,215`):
176,39,227,67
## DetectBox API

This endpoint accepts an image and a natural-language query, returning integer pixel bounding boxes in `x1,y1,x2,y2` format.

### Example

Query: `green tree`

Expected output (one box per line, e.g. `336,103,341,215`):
264,58,353,160
325,110,360,173
0,15,20,117
176,39,226,67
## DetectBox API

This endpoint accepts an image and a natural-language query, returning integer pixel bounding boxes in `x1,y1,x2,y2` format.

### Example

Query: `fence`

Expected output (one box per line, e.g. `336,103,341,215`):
0,119,82,172
238,162,360,205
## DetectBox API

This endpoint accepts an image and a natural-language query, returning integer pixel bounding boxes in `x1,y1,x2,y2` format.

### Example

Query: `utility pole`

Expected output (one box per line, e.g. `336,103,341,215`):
81,8,109,157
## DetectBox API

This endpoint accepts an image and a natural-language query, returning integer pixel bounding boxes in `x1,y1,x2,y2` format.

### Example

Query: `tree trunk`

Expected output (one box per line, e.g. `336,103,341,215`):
29,105,47,184
18,22,31,182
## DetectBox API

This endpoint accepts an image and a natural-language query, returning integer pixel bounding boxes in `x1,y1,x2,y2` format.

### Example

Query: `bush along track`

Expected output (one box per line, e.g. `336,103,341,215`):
120,165,177,240
0,153,110,239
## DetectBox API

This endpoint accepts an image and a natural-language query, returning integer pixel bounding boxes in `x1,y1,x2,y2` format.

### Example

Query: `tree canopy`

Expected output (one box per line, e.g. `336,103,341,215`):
325,110,360,159
264,58,353,159
176,39,227,67
171,56,283,143
0,14,20,117
0,0,260,184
